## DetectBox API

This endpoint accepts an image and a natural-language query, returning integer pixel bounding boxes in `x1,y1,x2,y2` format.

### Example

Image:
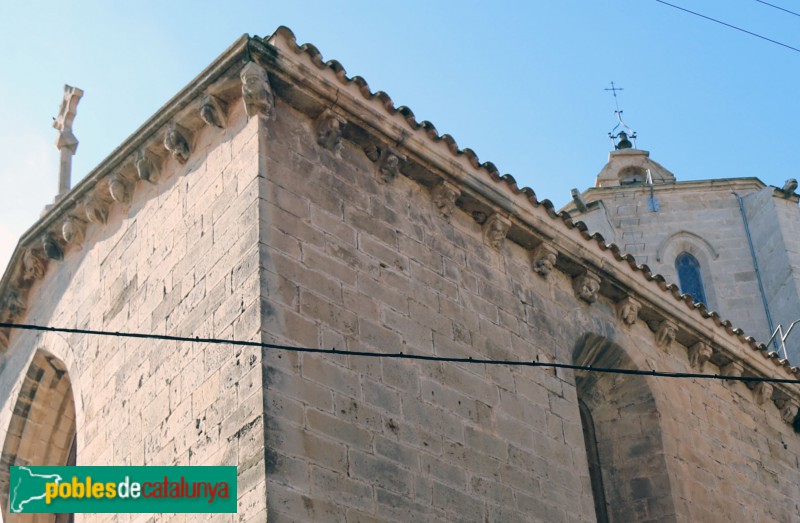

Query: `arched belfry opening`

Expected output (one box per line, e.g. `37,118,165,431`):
573,334,676,522
1,350,76,523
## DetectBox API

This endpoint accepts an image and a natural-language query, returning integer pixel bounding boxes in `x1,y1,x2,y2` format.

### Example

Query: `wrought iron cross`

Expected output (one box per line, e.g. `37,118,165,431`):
604,82,624,113
605,82,637,150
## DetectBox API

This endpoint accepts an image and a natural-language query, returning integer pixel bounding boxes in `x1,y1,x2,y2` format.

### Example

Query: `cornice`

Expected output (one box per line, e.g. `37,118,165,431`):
563,177,800,212
581,177,767,202
0,27,797,426
0,35,252,306
256,26,800,414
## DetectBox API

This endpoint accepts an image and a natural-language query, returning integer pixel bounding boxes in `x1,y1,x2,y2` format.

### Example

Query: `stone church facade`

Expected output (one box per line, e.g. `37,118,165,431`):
1,26,799,522
564,148,800,361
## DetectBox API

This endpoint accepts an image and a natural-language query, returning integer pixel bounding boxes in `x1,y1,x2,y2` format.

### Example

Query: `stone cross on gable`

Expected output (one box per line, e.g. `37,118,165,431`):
53,85,84,199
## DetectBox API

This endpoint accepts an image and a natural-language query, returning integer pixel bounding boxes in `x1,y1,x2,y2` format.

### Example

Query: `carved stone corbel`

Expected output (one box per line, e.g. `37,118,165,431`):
484,214,512,250
573,271,601,304
83,193,110,225
315,110,346,152
655,320,677,350
364,144,380,162
431,181,461,219
199,94,227,129
616,296,642,325
471,211,487,224
135,149,160,184
109,173,133,204
531,243,558,278
164,123,192,164
720,361,743,386
42,234,63,261
240,62,274,118
753,381,773,405
364,145,406,184
3,288,25,318
688,340,713,371
378,151,404,183
62,216,86,247
776,398,799,424
21,249,46,282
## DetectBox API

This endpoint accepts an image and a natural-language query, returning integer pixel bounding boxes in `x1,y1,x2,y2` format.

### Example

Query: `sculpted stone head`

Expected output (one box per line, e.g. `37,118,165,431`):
484,214,511,250
22,249,45,282
532,245,557,278
616,297,641,326
655,320,678,350
573,272,601,303
432,182,460,219
164,124,190,164
316,111,344,151
380,153,401,182
241,62,274,118
688,341,713,371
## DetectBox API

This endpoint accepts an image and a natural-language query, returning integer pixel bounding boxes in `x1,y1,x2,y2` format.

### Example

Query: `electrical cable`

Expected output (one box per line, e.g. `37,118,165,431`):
755,0,800,19
1,321,799,385
654,0,800,54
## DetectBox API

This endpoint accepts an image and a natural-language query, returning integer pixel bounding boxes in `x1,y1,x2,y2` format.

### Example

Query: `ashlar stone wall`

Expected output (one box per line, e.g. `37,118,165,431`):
256,84,800,522
744,187,800,358
2,28,800,523
571,181,773,342
571,176,800,362
0,98,267,523
258,99,598,522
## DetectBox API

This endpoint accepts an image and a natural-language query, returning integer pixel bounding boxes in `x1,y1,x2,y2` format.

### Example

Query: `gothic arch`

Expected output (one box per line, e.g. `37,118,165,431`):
573,333,677,522
655,230,719,263
655,230,718,309
675,252,707,305
0,349,76,523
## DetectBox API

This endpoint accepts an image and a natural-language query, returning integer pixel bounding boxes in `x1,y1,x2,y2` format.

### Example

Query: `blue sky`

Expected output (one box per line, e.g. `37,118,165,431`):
1,1,798,273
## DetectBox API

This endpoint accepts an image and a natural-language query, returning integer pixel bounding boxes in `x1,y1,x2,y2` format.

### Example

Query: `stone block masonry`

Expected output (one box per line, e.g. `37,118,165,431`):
257,81,800,519
0,96,267,522
258,101,599,521
1,28,800,523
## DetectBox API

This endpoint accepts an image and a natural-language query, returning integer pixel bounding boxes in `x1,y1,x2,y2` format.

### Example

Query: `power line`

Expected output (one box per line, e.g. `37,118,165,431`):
755,0,800,18
654,0,800,54
2,321,799,385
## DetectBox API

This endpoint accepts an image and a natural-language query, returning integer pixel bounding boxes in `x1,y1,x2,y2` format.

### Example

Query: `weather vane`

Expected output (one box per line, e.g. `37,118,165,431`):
605,81,637,150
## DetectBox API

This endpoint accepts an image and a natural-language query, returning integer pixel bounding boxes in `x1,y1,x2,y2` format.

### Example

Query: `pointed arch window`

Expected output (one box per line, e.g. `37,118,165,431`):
676,252,706,305
1,351,76,523
574,334,677,521
579,399,609,523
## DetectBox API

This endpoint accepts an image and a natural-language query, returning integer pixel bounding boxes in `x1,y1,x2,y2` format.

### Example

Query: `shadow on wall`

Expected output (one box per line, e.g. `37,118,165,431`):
573,333,676,523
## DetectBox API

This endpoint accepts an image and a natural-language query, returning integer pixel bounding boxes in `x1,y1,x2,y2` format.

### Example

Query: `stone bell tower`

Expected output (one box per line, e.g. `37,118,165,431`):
563,90,800,358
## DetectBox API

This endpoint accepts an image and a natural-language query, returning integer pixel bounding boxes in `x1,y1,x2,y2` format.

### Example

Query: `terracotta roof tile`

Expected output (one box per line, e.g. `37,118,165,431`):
0,26,792,386
276,21,773,359
269,29,772,367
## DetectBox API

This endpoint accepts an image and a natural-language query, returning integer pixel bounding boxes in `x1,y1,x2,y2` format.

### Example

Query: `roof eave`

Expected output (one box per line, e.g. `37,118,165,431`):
0,34,253,302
